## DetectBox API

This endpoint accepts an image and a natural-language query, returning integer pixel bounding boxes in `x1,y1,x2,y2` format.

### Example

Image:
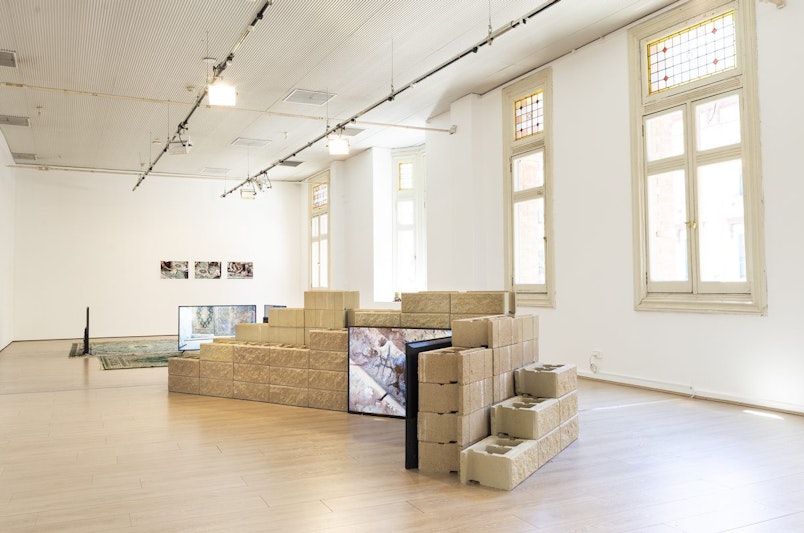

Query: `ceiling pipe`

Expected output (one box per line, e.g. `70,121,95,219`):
221,0,564,198
132,0,274,191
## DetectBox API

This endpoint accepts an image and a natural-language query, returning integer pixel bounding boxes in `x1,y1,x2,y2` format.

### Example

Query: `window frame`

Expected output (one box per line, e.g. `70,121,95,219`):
391,146,427,295
629,0,766,315
503,69,554,308
309,171,330,289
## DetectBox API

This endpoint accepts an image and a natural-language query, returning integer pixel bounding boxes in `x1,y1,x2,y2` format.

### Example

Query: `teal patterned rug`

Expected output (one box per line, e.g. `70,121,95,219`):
69,339,182,370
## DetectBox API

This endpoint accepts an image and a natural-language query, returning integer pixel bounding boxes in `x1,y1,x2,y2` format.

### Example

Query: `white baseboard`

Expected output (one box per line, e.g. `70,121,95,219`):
578,370,804,416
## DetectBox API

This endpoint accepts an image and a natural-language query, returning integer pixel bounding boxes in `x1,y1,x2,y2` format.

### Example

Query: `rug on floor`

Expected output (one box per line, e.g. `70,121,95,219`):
69,339,182,369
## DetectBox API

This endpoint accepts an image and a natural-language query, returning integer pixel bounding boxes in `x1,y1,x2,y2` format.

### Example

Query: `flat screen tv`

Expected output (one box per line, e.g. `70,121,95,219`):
348,327,451,418
178,305,257,351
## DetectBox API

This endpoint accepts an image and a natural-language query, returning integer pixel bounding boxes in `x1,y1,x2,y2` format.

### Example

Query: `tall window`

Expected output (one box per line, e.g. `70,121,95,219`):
503,69,553,307
629,0,765,314
392,147,427,295
310,173,329,289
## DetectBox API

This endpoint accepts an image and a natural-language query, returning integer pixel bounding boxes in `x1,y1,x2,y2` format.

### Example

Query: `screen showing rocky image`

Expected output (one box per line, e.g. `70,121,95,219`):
348,327,451,418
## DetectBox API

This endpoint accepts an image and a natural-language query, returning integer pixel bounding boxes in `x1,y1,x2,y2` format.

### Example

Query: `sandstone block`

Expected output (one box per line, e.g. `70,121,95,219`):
558,390,578,423
309,329,348,352
451,292,510,315
270,385,308,407
460,435,539,491
199,378,233,398
200,360,233,380
538,426,561,467
491,396,559,440
417,408,489,447
418,347,492,385
511,343,524,371
400,313,451,329
168,375,199,395
523,315,538,342
560,415,579,450
522,339,539,365
308,389,347,411
233,363,271,384
515,363,577,399
308,349,347,371
270,347,309,368
168,357,199,377
451,318,489,348
418,441,461,473
493,345,512,375
200,343,234,362
235,323,262,342
308,369,347,391
347,309,401,328
270,367,308,388
492,371,516,403
488,316,514,348
401,291,451,314
233,345,271,365
418,379,493,415
233,382,271,402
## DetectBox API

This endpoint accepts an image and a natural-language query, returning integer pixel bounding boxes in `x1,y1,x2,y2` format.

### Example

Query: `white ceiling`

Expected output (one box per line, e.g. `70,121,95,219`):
0,0,678,186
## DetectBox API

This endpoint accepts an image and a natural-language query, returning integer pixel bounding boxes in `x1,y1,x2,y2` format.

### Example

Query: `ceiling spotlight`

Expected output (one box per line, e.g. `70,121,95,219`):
327,130,350,156
208,78,236,106
240,181,257,199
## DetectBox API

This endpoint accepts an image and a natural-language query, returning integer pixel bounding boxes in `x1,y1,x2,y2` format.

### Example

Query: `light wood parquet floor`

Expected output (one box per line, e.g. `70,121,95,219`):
1,338,804,532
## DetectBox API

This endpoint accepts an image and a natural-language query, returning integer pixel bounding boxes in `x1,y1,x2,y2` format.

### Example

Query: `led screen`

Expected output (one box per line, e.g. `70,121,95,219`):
178,305,256,351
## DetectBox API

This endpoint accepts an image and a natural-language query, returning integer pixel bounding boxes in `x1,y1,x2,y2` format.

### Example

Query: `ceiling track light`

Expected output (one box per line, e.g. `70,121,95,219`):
133,0,275,191
327,129,350,156
208,77,237,106
220,0,566,199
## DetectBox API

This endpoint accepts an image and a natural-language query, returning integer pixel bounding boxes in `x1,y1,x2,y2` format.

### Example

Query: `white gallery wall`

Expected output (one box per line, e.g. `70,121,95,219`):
12,169,304,340
0,132,15,351
417,1,804,413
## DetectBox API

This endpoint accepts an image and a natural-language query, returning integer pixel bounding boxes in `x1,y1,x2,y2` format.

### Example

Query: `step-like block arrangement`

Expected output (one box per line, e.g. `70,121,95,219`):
460,436,540,491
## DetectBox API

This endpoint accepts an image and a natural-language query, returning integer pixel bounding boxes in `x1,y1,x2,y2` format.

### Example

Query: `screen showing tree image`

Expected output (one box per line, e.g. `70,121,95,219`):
348,327,451,418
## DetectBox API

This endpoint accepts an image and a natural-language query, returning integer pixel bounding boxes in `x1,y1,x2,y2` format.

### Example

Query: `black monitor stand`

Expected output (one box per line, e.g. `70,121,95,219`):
82,307,90,355
404,336,452,470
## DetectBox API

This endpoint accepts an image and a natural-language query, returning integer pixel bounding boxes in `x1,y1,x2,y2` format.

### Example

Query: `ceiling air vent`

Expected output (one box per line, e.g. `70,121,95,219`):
278,160,303,167
201,167,230,176
0,50,17,68
341,127,364,137
283,89,334,106
0,115,30,127
12,152,37,162
231,137,270,148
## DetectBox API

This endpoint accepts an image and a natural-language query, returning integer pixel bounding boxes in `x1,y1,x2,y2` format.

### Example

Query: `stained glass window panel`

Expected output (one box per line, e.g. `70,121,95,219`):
312,183,328,208
398,162,413,190
647,11,736,94
514,90,544,140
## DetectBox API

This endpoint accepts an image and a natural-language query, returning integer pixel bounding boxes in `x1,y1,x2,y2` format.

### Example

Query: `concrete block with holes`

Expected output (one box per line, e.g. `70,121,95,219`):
490,396,559,440
515,363,577,399
459,435,540,490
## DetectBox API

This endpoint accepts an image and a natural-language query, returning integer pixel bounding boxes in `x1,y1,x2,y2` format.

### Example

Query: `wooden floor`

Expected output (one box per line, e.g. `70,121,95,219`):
1,340,804,532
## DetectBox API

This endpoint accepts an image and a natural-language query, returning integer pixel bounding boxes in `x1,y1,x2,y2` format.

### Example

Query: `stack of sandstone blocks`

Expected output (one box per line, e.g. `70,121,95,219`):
168,290,358,411
460,362,578,490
